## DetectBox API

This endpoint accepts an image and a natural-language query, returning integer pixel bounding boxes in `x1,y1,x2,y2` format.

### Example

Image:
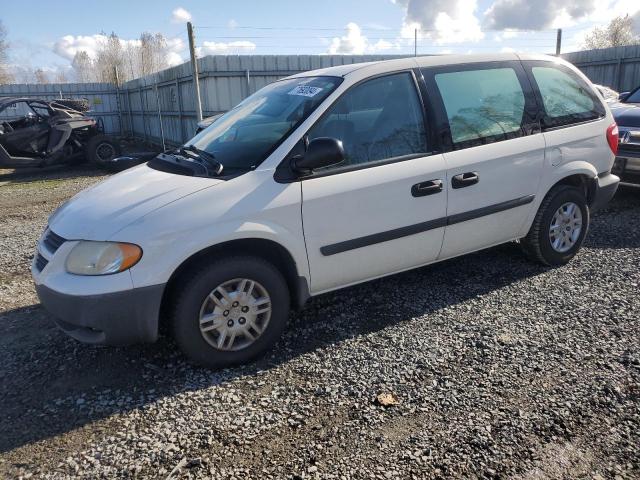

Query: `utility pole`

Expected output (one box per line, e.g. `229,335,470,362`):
187,21,203,122
414,28,417,57
555,28,562,56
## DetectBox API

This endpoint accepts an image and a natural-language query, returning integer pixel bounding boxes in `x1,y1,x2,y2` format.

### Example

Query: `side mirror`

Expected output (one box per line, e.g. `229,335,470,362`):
619,92,630,102
292,137,344,173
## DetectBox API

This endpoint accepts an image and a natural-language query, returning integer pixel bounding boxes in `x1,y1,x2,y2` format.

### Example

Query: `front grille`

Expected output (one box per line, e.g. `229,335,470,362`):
619,143,640,154
43,229,66,254
34,253,49,272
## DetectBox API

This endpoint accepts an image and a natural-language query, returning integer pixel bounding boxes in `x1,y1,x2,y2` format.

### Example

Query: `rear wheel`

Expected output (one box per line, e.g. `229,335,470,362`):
86,134,121,166
521,185,589,266
171,256,290,368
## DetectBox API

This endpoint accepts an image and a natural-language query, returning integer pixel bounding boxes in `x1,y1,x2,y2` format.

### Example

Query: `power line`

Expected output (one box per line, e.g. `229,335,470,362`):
196,44,557,49
195,25,559,33
197,35,558,41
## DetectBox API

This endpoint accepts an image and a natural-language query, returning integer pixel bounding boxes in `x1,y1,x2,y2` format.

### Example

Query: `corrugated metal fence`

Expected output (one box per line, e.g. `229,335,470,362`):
1,49,639,147
562,45,640,93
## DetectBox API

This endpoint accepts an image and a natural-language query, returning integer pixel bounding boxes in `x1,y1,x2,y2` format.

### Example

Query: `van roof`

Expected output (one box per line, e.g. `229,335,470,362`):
287,53,562,79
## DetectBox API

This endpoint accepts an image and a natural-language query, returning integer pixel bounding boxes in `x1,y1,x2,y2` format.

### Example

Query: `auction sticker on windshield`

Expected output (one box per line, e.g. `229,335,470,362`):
288,85,323,97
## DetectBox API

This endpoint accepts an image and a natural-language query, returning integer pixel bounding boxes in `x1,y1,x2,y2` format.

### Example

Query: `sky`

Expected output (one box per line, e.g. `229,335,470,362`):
2,0,640,80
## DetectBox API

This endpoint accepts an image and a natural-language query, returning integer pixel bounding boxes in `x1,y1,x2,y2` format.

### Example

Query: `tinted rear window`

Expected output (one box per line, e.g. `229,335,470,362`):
529,65,604,128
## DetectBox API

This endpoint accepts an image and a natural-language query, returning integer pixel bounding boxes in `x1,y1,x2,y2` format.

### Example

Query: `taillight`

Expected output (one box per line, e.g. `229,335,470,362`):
607,123,619,156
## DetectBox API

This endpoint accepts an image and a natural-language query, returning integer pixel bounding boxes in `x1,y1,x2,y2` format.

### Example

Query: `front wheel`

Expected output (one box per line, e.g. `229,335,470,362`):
171,256,290,368
521,185,589,266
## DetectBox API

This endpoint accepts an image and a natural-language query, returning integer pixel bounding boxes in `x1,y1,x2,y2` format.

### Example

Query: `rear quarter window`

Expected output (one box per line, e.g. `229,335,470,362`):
528,64,605,129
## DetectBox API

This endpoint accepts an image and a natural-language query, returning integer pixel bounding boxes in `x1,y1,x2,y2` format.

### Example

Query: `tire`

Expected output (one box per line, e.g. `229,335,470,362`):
171,256,290,368
521,185,589,266
86,134,121,166
55,98,90,112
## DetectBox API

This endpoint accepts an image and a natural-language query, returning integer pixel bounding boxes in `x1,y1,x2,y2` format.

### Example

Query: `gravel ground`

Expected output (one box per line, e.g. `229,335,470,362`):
0,167,638,479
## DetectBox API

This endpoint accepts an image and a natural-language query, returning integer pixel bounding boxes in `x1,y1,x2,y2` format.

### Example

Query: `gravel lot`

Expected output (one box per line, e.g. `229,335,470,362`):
0,167,639,479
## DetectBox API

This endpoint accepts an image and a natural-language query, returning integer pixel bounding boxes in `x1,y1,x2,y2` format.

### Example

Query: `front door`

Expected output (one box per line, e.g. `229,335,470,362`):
300,71,447,294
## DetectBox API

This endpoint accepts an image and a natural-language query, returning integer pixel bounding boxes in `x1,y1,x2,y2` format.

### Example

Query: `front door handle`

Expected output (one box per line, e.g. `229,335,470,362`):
452,172,479,189
412,179,443,197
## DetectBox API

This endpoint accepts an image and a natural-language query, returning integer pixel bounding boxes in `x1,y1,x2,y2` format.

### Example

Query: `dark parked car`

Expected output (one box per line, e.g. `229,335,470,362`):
611,87,640,183
0,97,120,168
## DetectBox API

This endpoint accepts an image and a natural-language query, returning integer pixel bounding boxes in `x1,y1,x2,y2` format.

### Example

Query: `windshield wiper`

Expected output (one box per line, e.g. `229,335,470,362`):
177,145,224,176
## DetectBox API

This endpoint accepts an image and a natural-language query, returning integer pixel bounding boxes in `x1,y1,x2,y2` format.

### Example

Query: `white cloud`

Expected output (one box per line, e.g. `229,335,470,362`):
53,34,186,65
327,23,399,54
483,0,597,30
171,7,192,24
328,23,369,54
53,34,107,60
494,29,519,41
559,1,640,51
393,0,484,44
586,0,640,24
166,37,186,54
228,19,239,29
166,52,184,66
198,40,257,55
372,39,396,51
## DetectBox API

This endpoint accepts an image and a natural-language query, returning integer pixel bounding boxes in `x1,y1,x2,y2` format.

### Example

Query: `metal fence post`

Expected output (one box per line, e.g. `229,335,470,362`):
175,76,185,143
114,66,124,136
126,88,133,136
615,58,623,92
139,87,147,143
154,81,166,151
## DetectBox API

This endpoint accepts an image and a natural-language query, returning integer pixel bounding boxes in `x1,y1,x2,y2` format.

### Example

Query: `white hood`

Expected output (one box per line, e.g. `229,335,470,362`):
49,164,224,240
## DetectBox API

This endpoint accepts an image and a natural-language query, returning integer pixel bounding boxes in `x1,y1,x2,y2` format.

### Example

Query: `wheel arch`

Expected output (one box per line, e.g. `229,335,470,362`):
159,237,309,334
541,161,599,206
552,173,596,205
520,165,598,239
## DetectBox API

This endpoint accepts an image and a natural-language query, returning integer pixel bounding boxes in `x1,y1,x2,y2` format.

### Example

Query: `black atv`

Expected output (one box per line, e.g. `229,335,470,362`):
0,97,121,169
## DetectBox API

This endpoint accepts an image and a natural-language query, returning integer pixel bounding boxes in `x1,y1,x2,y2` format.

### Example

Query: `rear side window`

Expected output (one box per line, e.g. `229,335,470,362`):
529,65,604,128
434,68,526,147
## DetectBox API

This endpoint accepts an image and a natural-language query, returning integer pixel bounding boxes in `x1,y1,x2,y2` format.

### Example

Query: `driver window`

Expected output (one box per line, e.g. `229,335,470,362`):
307,72,428,171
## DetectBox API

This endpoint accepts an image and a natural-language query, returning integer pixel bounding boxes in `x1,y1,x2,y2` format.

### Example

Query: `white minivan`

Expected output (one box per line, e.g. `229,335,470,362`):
33,54,620,367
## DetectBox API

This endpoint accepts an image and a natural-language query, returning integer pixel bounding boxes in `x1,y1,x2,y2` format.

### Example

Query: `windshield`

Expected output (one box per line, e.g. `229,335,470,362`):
625,88,640,103
186,76,342,172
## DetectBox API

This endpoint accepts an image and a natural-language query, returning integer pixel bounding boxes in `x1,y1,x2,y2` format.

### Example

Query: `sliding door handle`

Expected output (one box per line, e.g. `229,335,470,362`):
412,179,443,197
452,172,479,189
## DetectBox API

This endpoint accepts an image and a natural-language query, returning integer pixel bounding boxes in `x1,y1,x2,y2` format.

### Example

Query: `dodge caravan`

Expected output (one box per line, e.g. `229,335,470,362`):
32,54,620,368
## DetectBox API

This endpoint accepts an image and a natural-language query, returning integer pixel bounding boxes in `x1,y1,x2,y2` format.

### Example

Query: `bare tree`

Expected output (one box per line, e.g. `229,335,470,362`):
139,32,169,77
34,68,49,84
71,31,174,84
54,69,69,83
95,32,125,84
583,15,640,49
0,20,14,84
72,51,95,83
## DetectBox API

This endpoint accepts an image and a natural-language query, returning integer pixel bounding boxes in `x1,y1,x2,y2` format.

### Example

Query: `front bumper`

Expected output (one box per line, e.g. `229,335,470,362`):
35,283,165,345
590,172,620,211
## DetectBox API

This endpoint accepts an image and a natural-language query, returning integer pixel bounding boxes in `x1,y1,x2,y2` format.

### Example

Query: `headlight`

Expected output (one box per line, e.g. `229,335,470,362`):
66,241,142,276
